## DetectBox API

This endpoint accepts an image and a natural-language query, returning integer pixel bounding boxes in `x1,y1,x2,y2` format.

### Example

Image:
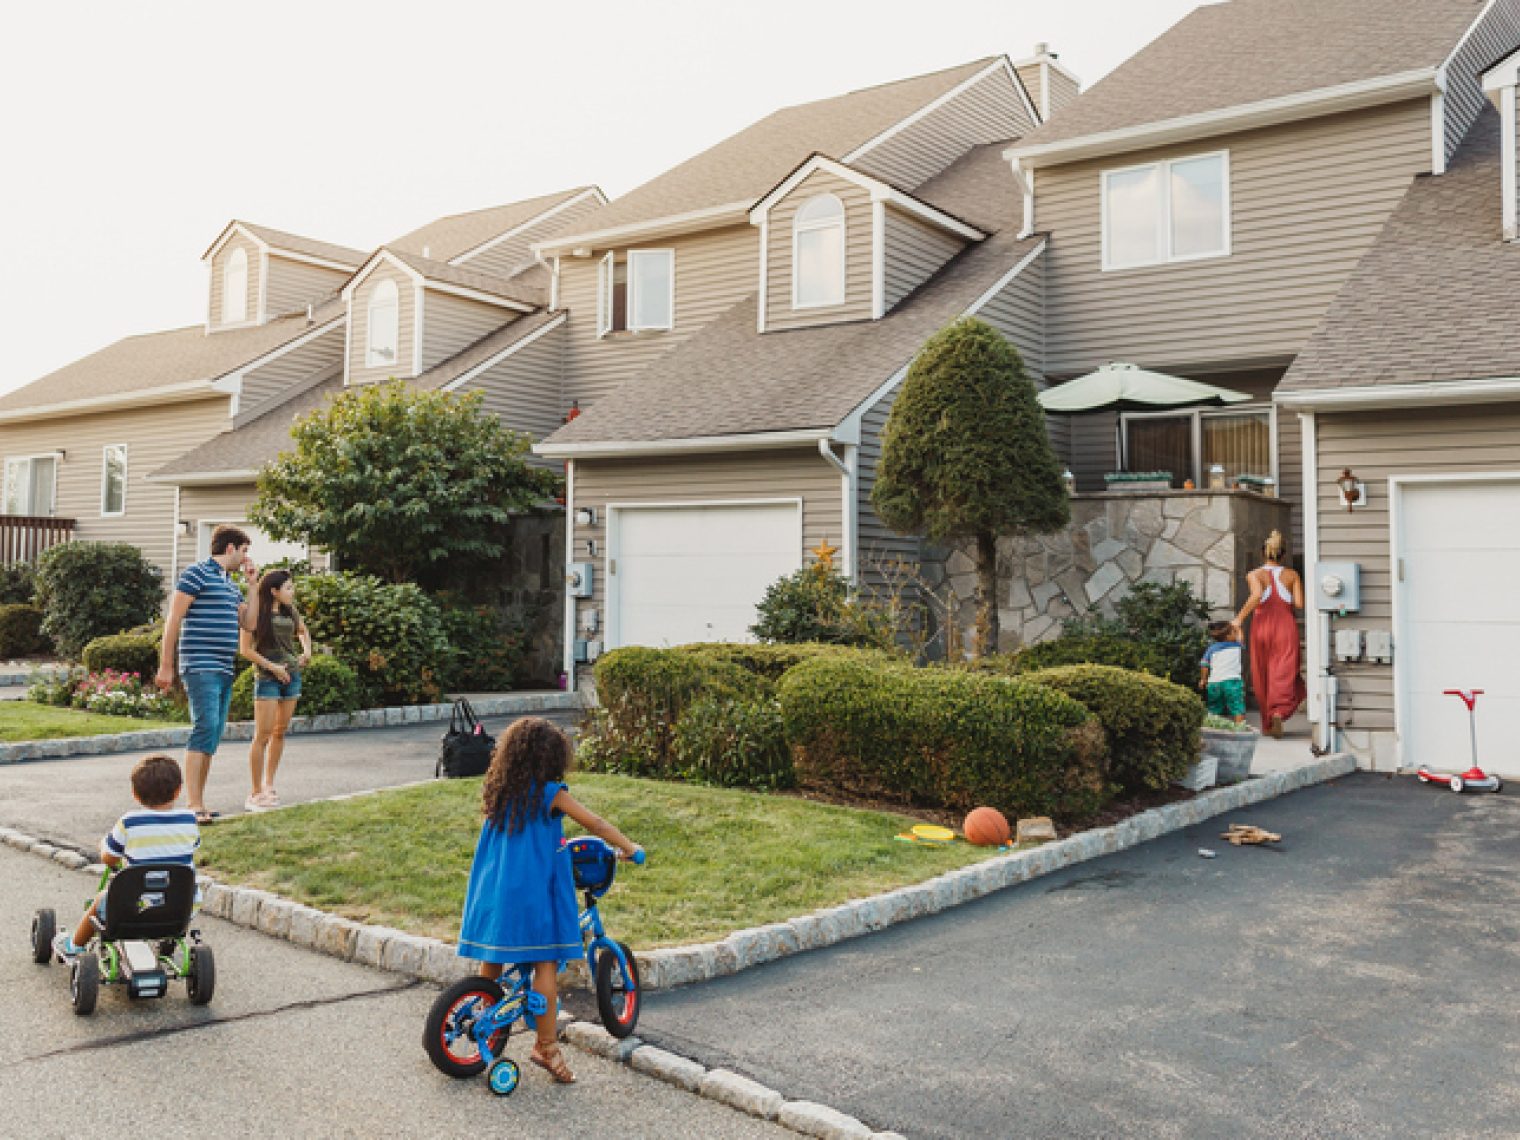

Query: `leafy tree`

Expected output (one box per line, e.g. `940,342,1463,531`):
251,382,559,588
873,317,1069,657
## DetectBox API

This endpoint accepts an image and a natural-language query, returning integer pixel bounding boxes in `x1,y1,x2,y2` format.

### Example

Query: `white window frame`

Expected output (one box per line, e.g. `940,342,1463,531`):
1119,401,1274,488
365,278,400,368
1101,150,1231,272
4,453,60,517
596,252,615,338
626,249,675,332
100,444,128,517
222,246,249,324
791,193,847,310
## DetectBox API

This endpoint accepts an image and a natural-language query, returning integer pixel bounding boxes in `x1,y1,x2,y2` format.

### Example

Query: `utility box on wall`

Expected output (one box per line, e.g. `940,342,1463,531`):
567,562,594,598
1314,561,1361,612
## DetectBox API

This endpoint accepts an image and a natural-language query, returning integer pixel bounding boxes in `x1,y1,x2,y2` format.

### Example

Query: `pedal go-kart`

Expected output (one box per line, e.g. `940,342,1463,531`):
30,864,214,1015
423,837,644,1096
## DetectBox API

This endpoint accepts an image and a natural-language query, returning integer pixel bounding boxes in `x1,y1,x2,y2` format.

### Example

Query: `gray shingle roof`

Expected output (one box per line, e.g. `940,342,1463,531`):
381,248,548,308
389,187,599,262
542,145,1036,447
415,309,564,392
548,58,1004,240
239,223,367,268
153,371,344,480
1013,0,1484,155
0,299,346,416
1280,105,1520,392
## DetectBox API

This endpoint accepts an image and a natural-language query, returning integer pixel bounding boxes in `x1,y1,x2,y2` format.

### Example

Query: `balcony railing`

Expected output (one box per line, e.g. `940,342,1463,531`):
0,515,75,564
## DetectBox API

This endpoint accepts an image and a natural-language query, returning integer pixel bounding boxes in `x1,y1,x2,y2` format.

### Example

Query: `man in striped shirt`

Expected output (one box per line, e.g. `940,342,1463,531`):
156,524,259,824
54,755,200,960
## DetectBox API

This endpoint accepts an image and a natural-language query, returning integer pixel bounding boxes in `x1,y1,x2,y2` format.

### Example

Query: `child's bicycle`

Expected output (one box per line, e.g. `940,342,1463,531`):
423,837,644,1096
29,864,214,1015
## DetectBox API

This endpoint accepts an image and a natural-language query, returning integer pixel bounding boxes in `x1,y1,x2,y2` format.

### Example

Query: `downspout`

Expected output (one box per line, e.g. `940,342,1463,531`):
817,438,856,581
562,459,577,693
1299,410,1332,754
1010,158,1035,239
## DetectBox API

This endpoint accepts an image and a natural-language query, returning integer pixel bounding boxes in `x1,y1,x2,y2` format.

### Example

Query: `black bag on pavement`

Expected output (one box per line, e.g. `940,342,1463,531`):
437,699,495,779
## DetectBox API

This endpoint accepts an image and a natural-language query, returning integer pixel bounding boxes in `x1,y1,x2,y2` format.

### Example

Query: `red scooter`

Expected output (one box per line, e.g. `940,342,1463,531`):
1415,689,1504,793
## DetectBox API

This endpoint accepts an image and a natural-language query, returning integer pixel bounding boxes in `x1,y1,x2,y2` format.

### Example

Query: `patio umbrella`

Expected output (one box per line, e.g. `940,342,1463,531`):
1038,362,1252,413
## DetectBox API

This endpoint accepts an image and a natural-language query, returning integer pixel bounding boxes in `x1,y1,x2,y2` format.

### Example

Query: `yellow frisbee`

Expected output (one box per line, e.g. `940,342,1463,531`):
910,824,956,843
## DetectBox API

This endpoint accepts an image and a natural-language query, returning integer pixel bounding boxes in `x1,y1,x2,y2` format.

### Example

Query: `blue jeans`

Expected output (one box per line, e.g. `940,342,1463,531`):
183,670,235,755
254,669,302,701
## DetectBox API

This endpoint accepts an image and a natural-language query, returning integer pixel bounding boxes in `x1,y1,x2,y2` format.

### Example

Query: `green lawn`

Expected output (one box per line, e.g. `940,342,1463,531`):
198,775,1003,948
0,701,177,742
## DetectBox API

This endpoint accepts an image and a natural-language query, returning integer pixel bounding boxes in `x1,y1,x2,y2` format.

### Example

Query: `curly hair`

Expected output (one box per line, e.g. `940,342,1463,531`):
481,716,573,834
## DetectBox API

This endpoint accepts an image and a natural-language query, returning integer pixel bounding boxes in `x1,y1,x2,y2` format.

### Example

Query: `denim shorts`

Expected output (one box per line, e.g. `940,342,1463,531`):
183,670,235,755
254,670,302,701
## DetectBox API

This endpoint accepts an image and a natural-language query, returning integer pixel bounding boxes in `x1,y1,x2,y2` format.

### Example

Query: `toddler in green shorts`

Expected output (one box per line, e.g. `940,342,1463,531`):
1199,620,1247,725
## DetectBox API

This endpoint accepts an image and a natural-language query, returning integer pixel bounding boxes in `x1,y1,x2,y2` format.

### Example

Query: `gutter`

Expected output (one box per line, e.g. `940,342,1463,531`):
533,200,755,258
0,377,235,425
535,428,832,460
145,467,260,486
1275,377,1520,411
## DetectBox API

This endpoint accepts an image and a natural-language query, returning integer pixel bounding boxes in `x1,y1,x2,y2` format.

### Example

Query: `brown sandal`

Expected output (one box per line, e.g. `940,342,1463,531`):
530,1042,576,1084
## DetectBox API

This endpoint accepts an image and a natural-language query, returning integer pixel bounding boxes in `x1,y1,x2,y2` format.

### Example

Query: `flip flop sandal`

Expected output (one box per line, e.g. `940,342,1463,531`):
529,1043,576,1084
194,811,220,826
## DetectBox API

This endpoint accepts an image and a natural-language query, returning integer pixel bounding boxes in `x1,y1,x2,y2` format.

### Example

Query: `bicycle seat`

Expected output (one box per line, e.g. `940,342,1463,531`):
97,865,197,942
567,837,618,898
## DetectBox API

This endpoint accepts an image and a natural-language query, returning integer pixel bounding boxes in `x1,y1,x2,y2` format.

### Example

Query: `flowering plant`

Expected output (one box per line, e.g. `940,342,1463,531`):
57,668,184,721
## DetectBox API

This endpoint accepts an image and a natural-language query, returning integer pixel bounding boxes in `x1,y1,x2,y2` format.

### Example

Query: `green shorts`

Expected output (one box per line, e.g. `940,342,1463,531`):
1206,677,1246,718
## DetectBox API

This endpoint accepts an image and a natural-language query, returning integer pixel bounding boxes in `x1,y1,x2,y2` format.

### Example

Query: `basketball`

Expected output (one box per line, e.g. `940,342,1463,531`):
962,806,1011,847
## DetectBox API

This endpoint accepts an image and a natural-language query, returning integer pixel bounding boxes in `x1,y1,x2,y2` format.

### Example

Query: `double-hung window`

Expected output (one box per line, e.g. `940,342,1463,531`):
1102,151,1229,270
222,247,249,324
101,444,128,516
598,250,674,336
3,455,57,516
366,279,400,367
792,193,846,309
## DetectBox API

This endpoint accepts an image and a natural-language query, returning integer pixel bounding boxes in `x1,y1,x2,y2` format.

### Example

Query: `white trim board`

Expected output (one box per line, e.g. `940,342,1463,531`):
534,201,754,258
536,428,831,460
1276,377,1520,410
450,188,608,267
441,312,568,392
748,154,985,241
0,378,236,425
340,249,535,313
844,57,1039,164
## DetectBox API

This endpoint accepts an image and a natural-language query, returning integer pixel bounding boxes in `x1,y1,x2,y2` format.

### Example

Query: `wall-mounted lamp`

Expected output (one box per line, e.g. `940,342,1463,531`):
574,506,597,526
175,520,191,537
1336,468,1366,512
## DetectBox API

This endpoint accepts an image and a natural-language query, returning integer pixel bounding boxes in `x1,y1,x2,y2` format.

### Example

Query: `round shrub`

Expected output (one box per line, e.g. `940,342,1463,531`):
675,641,893,682
229,653,363,721
1022,664,1204,793
438,601,524,692
778,655,1107,819
751,562,893,649
34,542,163,660
295,572,450,705
0,603,49,657
81,632,159,678
0,563,38,605
1013,634,1167,676
672,694,793,790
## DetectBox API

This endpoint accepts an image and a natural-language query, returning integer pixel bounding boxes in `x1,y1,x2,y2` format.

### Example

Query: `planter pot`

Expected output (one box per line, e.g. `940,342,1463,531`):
1175,754,1217,791
1202,727,1259,784
1104,477,1173,493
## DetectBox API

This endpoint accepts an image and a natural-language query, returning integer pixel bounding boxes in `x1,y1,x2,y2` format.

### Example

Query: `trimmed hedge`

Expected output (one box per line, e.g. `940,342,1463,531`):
671,694,793,790
1022,664,1204,793
35,542,163,659
778,655,1106,818
81,632,159,679
296,572,450,705
673,641,885,682
1012,634,1167,677
0,563,38,606
0,603,49,657
229,653,364,721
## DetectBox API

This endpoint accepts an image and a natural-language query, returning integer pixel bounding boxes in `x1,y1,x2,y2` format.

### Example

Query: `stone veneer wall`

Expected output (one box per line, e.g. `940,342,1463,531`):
921,490,1293,654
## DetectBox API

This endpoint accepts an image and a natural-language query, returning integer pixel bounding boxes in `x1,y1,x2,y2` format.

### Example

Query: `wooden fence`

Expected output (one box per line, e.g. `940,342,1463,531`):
0,515,74,564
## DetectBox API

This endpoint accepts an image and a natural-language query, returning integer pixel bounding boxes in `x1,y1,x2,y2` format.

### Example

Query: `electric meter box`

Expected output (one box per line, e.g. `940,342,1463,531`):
1314,561,1361,612
567,562,594,598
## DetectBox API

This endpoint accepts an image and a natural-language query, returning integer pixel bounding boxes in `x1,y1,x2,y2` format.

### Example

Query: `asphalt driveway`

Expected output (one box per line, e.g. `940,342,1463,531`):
634,775,1520,1139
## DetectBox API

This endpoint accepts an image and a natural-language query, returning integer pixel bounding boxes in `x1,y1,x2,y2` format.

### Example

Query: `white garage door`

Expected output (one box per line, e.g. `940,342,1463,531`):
198,521,309,568
611,502,802,648
1398,480,1520,775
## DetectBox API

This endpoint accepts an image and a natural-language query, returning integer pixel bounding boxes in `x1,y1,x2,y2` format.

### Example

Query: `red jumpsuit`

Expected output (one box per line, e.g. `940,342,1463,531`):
1249,565,1307,730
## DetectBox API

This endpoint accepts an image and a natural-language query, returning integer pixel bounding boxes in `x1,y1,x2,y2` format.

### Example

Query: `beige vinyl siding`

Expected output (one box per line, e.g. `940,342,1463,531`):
560,225,757,410
569,450,842,663
0,396,231,578
855,388,918,597
1046,68,1081,118
457,194,604,278
1015,63,1043,116
852,66,1035,191
971,246,1064,457
882,206,965,312
263,256,349,319
1314,403,1520,730
1038,99,1432,376
209,233,263,330
1443,0,1520,159
174,482,258,577
239,322,345,416
421,290,518,372
765,168,873,331
456,320,567,451
348,266,416,385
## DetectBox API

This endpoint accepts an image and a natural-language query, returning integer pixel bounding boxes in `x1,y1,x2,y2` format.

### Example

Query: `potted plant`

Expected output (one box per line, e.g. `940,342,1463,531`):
1201,714,1259,783
1103,470,1174,492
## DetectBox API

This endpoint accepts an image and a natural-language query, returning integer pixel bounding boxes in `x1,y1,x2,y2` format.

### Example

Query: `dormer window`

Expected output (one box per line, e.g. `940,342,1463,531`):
222,247,248,324
366,279,399,368
792,193,846,309
1102,151,1229,270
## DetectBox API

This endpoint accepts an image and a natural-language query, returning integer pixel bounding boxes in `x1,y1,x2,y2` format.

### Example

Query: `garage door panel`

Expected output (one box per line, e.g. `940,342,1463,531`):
1404,484,1520,548
1404,554,1520,621
1405,692,1518,769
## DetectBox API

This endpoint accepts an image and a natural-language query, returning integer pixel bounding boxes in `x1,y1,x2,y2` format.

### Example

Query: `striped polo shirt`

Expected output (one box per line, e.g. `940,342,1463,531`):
175,558,243,675
104,807,201,866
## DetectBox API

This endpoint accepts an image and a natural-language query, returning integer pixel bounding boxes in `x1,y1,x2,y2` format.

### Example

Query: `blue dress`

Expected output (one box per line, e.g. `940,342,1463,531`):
457,781,584,965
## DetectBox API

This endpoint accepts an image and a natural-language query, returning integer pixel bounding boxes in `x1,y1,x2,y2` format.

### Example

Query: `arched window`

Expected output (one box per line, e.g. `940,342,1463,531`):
792,193,846,309
366,279,400,368
222,247,248,324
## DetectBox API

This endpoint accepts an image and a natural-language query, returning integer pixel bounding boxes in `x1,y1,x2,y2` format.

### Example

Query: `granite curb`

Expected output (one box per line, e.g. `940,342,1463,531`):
0,689,583,764
2,754,1354,1140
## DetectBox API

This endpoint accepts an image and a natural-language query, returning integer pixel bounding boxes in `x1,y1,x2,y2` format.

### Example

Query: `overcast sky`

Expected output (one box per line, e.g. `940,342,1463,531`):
1,0,1206,396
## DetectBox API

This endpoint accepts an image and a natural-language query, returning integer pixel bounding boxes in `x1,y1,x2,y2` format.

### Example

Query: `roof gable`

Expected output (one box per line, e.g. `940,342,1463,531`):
389,187,604,264
202,221,365,270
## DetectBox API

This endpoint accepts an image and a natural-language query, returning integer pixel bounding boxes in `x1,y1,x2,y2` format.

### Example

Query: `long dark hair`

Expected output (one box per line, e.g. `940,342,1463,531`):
481,717,572,834
253,569,295,655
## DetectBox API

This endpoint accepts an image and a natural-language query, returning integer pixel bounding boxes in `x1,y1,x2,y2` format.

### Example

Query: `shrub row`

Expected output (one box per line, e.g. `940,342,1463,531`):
0,603,49,658
228,654,364,721
35,542,162,659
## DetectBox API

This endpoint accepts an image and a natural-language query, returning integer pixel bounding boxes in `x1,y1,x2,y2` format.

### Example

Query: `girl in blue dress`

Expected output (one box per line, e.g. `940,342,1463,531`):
457,716,641,1084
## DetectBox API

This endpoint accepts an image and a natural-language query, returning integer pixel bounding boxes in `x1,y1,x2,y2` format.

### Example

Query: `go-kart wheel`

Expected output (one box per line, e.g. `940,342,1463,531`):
31,908,56,965
187,945,215,1006
595,940,641,1038
1449,775,1465,793
1493,778,1504,794
423,976,510,1078
71,952,99,1015
488,1058,521,1097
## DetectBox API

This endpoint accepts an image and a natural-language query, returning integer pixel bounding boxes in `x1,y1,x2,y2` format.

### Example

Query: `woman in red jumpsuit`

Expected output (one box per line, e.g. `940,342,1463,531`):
1233,530,1307,737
